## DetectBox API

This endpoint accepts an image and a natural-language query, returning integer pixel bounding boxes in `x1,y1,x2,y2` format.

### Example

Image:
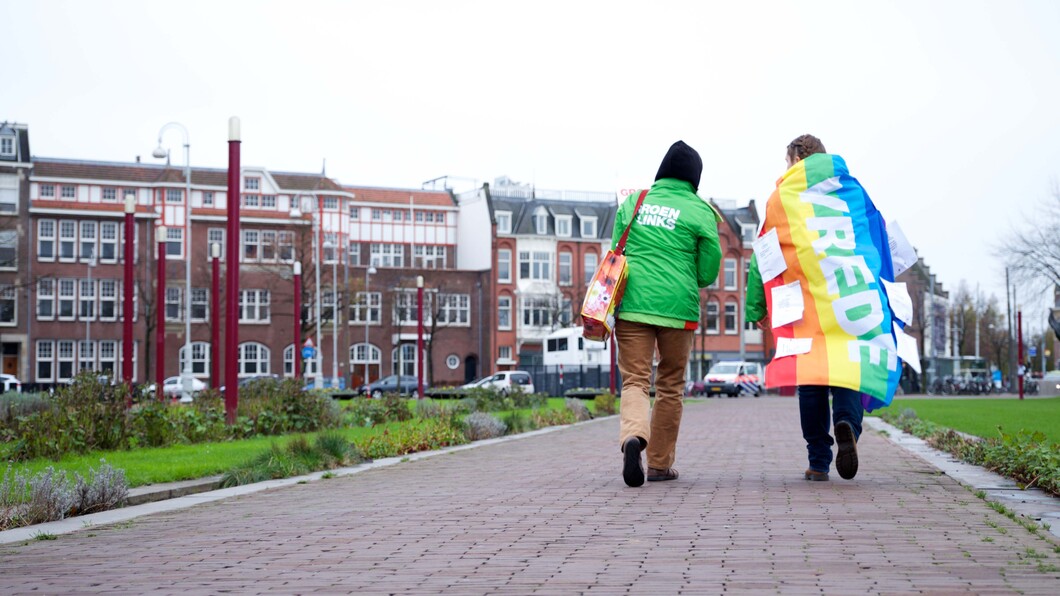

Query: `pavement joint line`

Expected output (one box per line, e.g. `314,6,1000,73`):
0,415,613,545
865,415,1060,540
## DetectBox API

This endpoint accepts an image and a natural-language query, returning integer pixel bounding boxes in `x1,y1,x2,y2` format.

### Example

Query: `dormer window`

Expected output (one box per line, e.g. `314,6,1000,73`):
244,177,260,191
533,207,549,235
0,135,14,157
495,211,512,234
555,215,572,237
741,223,757,245
580,216,598,238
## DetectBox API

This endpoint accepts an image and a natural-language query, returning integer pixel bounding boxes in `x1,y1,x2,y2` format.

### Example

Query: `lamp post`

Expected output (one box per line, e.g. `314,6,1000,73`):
86,253,95,346
224,117,241,424
210,242,221,389
156,225,167,401
152,122,194,402
325,239,339,386
417,275,424,399
364,266,376,390
293,261,302,379
122,195,135,384
313,198,323,389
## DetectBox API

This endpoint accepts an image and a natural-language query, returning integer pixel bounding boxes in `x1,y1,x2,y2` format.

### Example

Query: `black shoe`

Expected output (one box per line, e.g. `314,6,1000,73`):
834,421,859,480
622,437,645,487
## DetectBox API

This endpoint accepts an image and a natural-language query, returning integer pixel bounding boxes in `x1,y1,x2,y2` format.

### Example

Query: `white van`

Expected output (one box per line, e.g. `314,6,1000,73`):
481,371,535,395
543,326,612,367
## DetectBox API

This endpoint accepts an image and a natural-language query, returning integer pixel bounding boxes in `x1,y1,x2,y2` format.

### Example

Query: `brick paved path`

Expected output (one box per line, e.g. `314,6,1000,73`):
1,397,1059,594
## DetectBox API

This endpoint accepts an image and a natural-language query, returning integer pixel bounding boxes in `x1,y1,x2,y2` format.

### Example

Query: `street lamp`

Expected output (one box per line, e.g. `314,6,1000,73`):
152,122,194,402
324,238,339,386
364,265,376,388
312,197,323,389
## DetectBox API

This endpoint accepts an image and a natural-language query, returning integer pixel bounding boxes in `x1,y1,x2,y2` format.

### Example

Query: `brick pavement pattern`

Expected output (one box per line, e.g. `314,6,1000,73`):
1,397,1059,594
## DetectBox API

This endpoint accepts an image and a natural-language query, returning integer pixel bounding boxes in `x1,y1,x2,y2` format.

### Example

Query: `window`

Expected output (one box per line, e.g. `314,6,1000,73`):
242,230,259,262
706,300,719,334
260,195,276,208
165,287,182,321
320,290,337,324
278,231,294,262
0,285,15,325
580,216,598,238
179,342,210,376
584,252,598,286
393,290,432,326
36,340,54,382
37,279,54,320
0,174,17,213
533,207,548,235
79,341,96,372
40,184,55,198
519,251,552,281
57,340,75,382
521,296,554,327
495,211,512,234
498,295,512,330
202,191,214,207
101,187,117,202
244,177,259,191
165,188,183,204
100,222,118,263
742,223,757,245
99,280,117,321
98,341,118,376
243,193,259,208
79,221,97,261
0,230,16,269
239,290,270,322
724,258,737,290
556,216,572,237
370,243,404,267
371,209,382,221
724,301,738,334
261,230,277,261
59,221,76,261
391,344,418,377
163,227,182,257
558,252,572,285
191,288,208,321
78,279,96,320
349,292,381,324
61,185,76,199
238,342,270,376
350,343,381,371
323,233,338,263
208,228,225,260
436,294,470,326
497,249,512,283
58,279,76,320
283,344,295,377
38,220,55,260
348,241,360,266
498,345,512,362
0,136,13,157
413,245,446,269
744,257,751,288
349,206,359,220
323,197,338,210
415,211,424,223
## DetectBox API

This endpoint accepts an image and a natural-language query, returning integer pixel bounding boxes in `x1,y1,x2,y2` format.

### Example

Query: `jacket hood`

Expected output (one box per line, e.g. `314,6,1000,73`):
655,140,703,191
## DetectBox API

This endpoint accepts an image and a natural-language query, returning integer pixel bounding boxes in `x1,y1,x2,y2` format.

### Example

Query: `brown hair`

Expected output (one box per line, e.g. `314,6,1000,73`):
786,134,826,162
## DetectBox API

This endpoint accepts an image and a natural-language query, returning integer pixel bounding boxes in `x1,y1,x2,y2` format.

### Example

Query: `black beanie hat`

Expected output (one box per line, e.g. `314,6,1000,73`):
654,140,703,191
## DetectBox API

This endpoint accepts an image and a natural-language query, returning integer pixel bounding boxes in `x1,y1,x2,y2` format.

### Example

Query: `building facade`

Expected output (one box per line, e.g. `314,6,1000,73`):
0,122,32,380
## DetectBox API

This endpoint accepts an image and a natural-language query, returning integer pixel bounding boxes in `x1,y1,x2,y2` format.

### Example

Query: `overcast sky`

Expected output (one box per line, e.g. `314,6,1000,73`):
3,0,1059,324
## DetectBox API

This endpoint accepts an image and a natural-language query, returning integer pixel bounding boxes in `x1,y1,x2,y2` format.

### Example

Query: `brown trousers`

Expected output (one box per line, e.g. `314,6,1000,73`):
616,319,694,470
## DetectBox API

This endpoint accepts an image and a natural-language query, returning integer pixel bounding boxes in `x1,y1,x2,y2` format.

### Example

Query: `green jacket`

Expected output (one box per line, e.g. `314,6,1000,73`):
745,253,766,324
611,178,721,324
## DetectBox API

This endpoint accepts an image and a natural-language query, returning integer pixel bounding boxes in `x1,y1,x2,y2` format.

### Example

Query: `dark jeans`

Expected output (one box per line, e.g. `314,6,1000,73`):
798,385,864,473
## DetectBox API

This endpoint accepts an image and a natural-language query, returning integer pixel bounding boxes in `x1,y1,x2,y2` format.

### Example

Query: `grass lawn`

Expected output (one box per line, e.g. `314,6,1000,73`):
5,396,615,489
885,397,1060,445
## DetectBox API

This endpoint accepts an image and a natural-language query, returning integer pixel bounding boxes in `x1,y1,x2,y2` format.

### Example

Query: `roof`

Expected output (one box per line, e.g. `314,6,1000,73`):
343,185,455,208
488,193,617,240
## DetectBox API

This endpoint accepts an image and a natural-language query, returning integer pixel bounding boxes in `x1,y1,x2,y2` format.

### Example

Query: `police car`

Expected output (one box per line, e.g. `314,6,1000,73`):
702,361,762,397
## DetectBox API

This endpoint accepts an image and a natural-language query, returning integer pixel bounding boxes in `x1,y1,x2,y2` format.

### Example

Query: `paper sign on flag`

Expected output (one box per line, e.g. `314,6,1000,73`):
752,227,787,281
775,337,813,358
882,279,914,325
886,221,917,277
894,322,921,373
771,280,804,328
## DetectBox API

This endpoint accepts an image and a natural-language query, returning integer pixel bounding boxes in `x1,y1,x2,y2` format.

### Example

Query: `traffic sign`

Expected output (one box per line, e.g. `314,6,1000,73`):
302,346,316,360
1029,346,1037,357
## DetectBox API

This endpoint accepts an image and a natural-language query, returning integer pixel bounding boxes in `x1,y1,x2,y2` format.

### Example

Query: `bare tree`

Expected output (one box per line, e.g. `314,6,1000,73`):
998,188,1060,292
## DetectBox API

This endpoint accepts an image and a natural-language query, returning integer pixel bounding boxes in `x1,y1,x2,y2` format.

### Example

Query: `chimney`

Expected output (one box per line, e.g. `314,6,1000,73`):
136,155,141,163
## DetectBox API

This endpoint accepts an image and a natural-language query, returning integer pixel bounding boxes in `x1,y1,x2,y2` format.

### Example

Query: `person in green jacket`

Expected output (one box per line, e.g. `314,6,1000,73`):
617,140,721,487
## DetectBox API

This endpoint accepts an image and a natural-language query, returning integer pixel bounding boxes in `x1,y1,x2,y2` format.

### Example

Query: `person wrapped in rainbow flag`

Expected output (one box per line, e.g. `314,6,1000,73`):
746,134,916,482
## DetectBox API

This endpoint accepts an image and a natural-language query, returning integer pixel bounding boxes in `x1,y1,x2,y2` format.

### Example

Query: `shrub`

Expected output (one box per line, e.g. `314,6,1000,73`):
594,392,617,416
0,392,51,424
501,410,531,435
219,433,365,488
356,419,466,460
533,408,576,428
565,398,593,422
345,395,413,427
0,460,128,530
463,412,507,441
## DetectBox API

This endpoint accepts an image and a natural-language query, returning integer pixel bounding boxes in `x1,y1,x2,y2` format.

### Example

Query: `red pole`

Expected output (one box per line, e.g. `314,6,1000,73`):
224,118,241,424
416,275,424,399
1018,309,1024,400
156,225,167,401
122,196,135,385
294,262,302,379
609,333,617,394
210,245,220,390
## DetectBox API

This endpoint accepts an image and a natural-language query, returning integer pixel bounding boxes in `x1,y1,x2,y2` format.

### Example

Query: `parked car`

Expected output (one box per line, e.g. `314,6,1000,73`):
1042,370,1060,395
702,361,761,397
459,376,493,390
219,374,284,394
361,374,420,398
146,376,208,402
0,374,21,393
479,371,535,395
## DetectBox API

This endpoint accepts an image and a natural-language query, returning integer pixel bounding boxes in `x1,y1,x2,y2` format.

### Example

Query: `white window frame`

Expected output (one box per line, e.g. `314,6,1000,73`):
0,284,16,326
724,301,738,335
497,249,512,283
413,245,446,269
706,300,720,334
179,341,211,377
98,340,118,377
323,196,338,210
36,340,55,382
79,220,97,262
724,258,737,290
78,340,96,372
392,290,433,326
0,230,16,270
99,221,119,263
498,345,512,361
348,241,360,266
37,278,55,321
349,291,381,325
191,288,208,322
350,342,382,371
391,343,419,377
580,216,598,238
519,251,552,281
101,187,117,202
436,294,470,326
0,173,17,213
166,227,184,259
370,243,404,268
283,344,295,377
61,185,76,199
57,340,75,382
99,279,118,321
165,287,182,322
37,219,56,261
521,295,554,328
741,223,757,245
323,232,338,264
533,207,548,235
261,230,277,262
498,295,512,330
584,252,598,286
242,229,260,262
58,279,76,321
244,177,260,191
208,228,225,261
278,231,294,262
202,191,214,207
165,188,183,204
59,220,76,262
558,251,573,286
238,342,270,376
239,289,271,323
0,136,14,158
40,184,55,198
555,215,572,237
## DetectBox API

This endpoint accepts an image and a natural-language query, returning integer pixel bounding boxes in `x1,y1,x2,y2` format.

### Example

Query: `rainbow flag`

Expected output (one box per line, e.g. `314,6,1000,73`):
758,154,901,411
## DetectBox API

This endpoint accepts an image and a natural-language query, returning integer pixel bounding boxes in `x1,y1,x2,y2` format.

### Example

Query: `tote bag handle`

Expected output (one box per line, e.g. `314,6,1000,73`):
615,189,648,256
